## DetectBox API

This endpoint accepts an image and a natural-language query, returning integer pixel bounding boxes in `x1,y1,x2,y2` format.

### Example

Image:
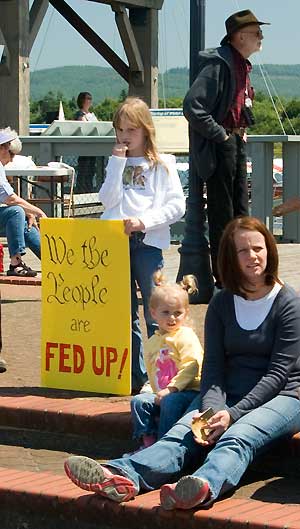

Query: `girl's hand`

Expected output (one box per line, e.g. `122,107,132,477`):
155,387,177,406
112,143,128,157
123,217,145,235
193,410,232,446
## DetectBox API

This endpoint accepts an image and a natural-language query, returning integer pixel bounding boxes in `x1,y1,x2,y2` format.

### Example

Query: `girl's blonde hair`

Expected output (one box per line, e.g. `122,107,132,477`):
149,270,198,311
113,97,161,167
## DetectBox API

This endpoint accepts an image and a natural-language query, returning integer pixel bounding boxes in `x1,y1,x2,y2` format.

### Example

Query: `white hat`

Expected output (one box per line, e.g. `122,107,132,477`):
0,127,18,145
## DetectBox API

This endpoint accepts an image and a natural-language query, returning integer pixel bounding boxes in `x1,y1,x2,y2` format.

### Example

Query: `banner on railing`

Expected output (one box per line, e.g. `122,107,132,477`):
40,218,131,395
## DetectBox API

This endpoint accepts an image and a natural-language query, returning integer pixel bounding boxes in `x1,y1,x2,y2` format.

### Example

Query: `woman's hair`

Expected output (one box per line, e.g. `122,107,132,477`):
149,270,198,311
218,216,281,295
112,97,161,166
9,136,22,155
77,92,92,109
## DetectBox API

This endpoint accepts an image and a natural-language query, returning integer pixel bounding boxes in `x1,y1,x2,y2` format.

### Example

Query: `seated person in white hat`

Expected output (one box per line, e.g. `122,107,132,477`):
0,127,47,277
5,136,37,171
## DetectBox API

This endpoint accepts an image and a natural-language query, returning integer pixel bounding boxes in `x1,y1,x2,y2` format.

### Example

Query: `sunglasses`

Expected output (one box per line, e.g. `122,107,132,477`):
240,29,263,38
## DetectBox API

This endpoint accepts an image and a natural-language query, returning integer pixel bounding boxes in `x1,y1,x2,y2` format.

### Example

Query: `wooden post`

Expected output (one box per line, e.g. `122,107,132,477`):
128,8,159,108
0,0,30,134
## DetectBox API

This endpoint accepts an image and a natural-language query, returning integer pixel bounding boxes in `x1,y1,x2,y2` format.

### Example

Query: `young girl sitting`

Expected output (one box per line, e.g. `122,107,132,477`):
127,271,203,454
99,97,186,393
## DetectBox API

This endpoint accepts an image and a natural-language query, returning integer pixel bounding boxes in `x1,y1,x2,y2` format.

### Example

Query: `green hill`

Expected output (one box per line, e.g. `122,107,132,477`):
30,64,300,102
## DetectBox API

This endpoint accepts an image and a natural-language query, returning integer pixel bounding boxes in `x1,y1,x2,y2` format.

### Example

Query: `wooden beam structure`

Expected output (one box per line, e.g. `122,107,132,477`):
88,0,163,9
48,0,163,107
0,0,164,131
0,0,30,134
29,0,49,53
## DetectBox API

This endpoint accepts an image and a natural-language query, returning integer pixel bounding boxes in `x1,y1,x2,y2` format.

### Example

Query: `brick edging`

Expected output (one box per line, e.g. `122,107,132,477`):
0,467,299,529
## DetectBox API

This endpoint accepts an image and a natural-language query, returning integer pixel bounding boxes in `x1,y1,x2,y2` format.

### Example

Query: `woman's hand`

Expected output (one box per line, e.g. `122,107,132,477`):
193,410,232,446
27,213,39,230
123,217,145,235
27,209,47,230
155,387,178,406
112,143,128,157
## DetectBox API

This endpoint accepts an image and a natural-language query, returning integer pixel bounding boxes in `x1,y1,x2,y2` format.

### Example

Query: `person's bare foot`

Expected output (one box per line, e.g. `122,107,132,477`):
273,197,300,216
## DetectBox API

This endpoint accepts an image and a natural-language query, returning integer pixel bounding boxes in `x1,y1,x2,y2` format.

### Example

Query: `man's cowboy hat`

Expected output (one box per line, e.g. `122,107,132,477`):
220,9,270,45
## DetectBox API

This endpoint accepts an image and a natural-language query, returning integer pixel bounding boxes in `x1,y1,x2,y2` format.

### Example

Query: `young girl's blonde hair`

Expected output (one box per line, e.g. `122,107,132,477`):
149,270,198,311
113,97,161,167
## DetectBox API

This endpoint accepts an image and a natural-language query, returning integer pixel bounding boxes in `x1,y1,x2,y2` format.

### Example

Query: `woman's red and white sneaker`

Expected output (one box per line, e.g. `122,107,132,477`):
160,476,210,510
64,456,137,503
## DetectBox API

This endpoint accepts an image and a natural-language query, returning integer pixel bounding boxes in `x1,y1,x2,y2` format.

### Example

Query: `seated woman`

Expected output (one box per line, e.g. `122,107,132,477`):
64,216,300,509
5,136,36,170
0,127,47,277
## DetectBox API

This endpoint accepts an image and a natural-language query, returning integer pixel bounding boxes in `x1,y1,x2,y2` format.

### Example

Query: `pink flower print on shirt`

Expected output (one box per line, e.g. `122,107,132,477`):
155,347,178,390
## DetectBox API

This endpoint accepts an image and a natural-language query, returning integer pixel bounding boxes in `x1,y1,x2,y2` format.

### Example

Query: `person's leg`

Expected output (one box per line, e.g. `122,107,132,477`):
0,207,39,276
206,135,237,288
24,221,41,259
134,242,163,338
130,240,147,391
65,393,205,498
130,393,159,441
206,134,249,288
161,395,300,510
158,390,199,439
129,237,163,391
0,206,26,258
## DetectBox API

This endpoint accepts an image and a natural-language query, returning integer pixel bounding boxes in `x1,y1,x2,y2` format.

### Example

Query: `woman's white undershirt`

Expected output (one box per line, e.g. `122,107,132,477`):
234,282,282,330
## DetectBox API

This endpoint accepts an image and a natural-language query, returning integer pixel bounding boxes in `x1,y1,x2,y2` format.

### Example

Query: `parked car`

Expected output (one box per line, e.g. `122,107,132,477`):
247,159,283,201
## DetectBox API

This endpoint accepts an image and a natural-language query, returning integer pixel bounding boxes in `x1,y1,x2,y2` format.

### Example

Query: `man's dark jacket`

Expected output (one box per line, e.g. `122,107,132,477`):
183,44,237,181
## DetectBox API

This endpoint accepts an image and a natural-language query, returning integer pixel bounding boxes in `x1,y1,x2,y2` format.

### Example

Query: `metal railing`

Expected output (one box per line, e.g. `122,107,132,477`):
18,134,300,242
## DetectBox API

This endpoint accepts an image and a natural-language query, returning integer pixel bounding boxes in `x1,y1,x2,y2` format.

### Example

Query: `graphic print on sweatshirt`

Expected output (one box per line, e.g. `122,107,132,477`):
155,347,178,390
122,165,146,189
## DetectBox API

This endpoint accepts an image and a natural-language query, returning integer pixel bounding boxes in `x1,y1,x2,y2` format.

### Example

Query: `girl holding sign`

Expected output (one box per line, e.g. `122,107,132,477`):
124,271,203,455
98,97,186,393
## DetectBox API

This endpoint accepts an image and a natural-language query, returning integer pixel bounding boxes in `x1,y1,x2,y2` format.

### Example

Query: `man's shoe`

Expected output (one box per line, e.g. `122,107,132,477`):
160,476,210,510
0,357,7,373
64,456,137,503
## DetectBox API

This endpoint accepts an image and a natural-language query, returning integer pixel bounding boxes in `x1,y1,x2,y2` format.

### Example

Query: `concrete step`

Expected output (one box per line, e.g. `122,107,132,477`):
1,466,300,529
0,395,132,438
0,394,300,464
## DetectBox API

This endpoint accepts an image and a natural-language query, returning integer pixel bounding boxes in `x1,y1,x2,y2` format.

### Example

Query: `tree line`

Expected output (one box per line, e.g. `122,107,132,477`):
30,90,300,136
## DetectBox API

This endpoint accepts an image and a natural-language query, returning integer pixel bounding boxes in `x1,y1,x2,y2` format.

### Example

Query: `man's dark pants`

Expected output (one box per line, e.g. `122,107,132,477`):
206,133,249,288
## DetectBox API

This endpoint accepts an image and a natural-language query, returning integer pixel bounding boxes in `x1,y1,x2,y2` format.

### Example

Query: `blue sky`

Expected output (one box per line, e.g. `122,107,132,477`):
30,0,299,72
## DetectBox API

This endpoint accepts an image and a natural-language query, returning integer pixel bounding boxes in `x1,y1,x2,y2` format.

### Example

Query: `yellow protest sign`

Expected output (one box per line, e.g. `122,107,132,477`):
40,218,131,395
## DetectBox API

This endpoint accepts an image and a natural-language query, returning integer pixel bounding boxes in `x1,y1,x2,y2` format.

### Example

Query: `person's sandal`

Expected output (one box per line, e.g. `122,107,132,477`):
7,261,37,277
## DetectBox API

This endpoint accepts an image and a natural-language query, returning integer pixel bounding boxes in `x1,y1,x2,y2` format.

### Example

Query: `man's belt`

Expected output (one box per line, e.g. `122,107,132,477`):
226,127,246,137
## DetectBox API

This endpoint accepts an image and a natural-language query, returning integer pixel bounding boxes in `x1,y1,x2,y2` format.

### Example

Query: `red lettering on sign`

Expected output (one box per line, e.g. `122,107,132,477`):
73,344,85,374
45,342,58,371
59,343,71,372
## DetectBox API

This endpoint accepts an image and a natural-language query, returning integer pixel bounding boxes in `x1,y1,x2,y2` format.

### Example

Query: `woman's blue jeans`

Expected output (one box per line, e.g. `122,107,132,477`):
130,234,163,391
131,390,199,441
107,394,300,501
0,205,41,259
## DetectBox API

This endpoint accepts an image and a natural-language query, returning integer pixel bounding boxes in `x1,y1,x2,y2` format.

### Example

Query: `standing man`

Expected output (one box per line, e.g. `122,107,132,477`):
183,10,269,289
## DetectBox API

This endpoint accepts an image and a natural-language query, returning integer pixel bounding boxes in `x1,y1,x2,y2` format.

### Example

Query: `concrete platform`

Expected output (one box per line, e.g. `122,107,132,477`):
0,242,300,528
